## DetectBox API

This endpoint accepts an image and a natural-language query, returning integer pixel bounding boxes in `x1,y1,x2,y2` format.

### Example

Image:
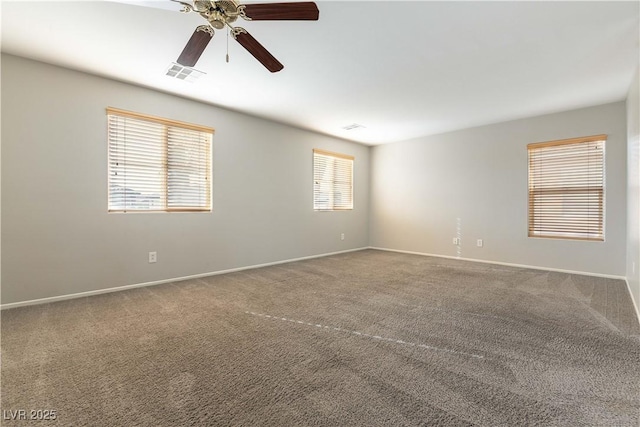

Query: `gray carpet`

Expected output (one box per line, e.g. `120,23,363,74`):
1,249,639,426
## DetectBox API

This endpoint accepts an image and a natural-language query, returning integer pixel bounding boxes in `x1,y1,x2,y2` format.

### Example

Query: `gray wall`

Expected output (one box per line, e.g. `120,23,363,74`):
1,53,635,306
370,102,628,277
627,68,640,309
1,54,370,305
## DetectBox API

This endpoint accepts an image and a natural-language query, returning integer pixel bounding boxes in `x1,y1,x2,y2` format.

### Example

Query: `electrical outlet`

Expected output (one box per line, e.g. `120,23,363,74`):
341,233,345,241
453,237,460,245
148,251,157,263
477,239,483,247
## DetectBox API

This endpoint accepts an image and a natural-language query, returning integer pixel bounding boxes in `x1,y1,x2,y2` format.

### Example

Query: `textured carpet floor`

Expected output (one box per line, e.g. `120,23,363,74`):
1,249,639,426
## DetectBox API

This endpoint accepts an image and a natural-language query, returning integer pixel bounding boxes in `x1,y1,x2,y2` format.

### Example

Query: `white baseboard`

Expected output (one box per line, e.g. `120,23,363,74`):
625,279,640,324
368,246,626,280
0,247,368,310
3,246,633,311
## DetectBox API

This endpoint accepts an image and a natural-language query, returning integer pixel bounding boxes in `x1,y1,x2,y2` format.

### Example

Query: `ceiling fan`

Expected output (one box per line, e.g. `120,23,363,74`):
170,0,319,72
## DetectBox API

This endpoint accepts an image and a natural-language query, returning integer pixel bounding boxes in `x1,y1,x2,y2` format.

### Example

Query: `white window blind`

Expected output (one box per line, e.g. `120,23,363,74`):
313,149,354,211
107,107,213,212
528,135,605,241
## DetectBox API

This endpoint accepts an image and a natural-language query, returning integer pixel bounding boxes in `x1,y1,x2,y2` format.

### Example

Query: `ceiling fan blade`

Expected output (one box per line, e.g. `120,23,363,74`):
177,25,214,67
232,28,284,73
241,2,319,20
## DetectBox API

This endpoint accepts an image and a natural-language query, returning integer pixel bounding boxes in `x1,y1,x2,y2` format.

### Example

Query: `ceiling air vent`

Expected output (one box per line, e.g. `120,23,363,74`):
165,63,206,82
342,123,365,131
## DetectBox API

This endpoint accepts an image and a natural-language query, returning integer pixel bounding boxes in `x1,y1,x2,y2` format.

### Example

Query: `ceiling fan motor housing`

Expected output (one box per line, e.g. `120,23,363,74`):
197,0,240,29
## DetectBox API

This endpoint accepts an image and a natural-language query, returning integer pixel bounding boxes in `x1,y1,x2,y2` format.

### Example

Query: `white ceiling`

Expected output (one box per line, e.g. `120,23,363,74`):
2,1,639,145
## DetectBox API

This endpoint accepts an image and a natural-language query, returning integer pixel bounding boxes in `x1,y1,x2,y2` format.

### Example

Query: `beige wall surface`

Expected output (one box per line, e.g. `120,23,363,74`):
1,54,370,305
370,102,628,277
627,69,640,309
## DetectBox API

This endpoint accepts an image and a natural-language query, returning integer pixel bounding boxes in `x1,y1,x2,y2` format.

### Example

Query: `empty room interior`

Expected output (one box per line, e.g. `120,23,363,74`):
2,1,640,426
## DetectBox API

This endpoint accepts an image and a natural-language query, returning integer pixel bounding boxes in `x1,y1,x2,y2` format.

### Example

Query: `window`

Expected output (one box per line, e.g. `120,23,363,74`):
107,107,213,212
313,149,354,210
528,135,606,241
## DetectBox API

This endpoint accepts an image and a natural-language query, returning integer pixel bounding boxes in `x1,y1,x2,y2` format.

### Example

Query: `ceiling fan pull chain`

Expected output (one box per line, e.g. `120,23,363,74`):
226,28,230,63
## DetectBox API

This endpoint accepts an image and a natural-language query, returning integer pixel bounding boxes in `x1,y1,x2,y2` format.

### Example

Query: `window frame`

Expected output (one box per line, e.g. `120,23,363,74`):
107,107,214,213
313,148,354,211
527,134,606,242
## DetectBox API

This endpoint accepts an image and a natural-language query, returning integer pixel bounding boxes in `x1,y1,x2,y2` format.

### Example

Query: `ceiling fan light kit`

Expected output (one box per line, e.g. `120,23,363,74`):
171,0,319,72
